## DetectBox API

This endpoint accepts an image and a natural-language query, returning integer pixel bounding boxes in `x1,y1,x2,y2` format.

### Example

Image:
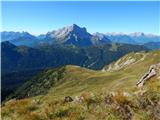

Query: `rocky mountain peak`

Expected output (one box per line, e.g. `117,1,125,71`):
53,24,90,39
70,24,85,31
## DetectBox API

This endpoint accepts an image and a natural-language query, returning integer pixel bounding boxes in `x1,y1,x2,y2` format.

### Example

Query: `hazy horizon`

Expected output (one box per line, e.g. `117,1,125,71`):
1,24,160,36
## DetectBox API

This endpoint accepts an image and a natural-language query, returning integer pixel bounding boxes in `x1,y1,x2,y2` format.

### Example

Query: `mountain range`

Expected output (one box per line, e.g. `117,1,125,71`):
3,24,153,74
105,32,160,45
1,24,110,47
1,24,160,49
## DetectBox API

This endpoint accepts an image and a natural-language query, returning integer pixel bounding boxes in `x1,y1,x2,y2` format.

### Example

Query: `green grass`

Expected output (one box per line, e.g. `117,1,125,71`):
2,50,160,120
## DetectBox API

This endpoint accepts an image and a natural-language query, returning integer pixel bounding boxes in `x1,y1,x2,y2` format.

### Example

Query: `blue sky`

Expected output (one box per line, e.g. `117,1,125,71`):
1,1,160,35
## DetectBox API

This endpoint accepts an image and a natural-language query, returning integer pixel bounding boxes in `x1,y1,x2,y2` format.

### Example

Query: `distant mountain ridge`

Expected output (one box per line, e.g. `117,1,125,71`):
1,31,38,46
1,24,159,48
105,32,160,45
1,24,110,47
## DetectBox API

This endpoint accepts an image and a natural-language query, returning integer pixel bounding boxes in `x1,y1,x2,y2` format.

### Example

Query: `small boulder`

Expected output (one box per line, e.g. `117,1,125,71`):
64,96,73,103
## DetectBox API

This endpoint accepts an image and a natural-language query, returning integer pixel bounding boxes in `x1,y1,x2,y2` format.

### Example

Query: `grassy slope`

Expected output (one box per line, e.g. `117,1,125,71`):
46,50,160,98
2,50,160,120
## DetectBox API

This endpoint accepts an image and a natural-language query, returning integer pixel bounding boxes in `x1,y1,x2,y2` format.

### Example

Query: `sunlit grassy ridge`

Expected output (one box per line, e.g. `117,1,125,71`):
2,50,160,120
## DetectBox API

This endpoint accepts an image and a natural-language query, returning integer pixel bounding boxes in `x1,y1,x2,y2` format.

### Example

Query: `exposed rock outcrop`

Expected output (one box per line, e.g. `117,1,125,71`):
104,57,136,72
137,63,160,87
103,52,147,72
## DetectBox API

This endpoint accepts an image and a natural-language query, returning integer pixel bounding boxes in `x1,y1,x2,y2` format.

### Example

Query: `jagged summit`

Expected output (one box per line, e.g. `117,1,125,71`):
53,24,91,39
44,24,93,46
44,24,112,46
46,24,87,37
68,24,87,32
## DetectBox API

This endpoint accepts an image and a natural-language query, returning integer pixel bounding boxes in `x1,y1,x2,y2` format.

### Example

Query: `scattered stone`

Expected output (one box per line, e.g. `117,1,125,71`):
64,96,73,103
74,96,84,103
